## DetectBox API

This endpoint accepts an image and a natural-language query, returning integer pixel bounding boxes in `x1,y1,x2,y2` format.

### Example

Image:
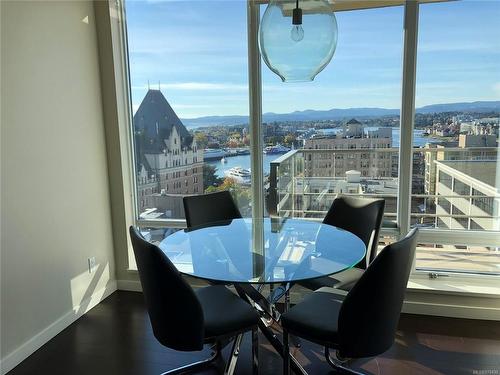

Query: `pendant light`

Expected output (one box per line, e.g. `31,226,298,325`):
259,0,338,82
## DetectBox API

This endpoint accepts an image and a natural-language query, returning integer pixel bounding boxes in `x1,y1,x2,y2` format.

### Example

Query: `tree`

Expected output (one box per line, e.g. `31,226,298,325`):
204,177,252,216
194,132,208,149
265,135,283,146
283,133,296,146
203,164,223,190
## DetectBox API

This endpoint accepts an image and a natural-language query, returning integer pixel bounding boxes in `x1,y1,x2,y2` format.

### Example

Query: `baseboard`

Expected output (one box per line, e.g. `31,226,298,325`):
0,280,117,375
117,277,207,292
117,279,142,292
402,300,500,321
118,279,500,321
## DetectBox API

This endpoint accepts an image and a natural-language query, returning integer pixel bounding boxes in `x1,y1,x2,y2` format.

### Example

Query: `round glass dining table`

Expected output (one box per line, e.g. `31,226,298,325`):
159,218,366,285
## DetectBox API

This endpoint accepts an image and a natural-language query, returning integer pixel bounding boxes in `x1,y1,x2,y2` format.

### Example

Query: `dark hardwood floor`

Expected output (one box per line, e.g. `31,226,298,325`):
8,291,500,375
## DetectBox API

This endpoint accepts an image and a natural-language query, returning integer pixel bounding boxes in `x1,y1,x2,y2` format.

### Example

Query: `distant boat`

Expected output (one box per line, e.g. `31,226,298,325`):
235,148,250,155
204,148,226,160
264,144,291,154
226,148,250,156
224,167,251,185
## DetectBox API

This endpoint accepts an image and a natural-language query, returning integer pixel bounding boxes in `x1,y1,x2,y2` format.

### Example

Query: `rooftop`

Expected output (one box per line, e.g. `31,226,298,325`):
133,89,193,154
346,118,362,125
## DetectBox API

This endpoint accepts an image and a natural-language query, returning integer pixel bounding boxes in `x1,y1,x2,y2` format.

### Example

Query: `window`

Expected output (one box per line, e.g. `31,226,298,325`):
472,188,496,216
454,180,469,196
452,206,469,229
122,0,499,277
125,0,250,220
438,172,452,190
437,197,451,214
264,5,403,221
411,0,500,274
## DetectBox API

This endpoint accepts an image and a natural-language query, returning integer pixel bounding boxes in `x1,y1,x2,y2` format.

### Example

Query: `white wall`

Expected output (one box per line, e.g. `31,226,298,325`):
0,1,116,372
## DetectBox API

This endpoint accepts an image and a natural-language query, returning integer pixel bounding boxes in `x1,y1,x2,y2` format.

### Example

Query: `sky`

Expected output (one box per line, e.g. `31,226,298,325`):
125,0,500,118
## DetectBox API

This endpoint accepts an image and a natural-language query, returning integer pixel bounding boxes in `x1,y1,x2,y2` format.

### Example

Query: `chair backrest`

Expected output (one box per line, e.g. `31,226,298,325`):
184,191,251,280
129,226,204,351
322,196,385,267
338,228,418,358
183,190,242,228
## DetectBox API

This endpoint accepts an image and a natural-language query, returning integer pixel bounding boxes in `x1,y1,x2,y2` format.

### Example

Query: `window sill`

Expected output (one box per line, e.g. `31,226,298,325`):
407,275,500,298
121,269,499,319
126,267,499,297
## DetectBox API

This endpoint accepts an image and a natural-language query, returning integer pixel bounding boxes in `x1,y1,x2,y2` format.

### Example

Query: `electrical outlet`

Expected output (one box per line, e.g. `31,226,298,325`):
88,257,96,273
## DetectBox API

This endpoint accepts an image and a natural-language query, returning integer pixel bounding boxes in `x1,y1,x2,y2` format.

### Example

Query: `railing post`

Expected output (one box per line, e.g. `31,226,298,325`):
291,151,296,217
269,161,278,216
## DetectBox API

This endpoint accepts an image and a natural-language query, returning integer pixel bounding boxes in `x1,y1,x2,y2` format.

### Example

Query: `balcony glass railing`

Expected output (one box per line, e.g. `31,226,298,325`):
268,148,399,223
268,147,500,275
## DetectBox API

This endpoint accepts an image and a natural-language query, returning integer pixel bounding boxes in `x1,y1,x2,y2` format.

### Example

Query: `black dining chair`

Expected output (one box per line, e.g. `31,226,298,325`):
281,228,418,375
298,196,385,291
183,190,242,228
129,226,259,375
184,191,259,282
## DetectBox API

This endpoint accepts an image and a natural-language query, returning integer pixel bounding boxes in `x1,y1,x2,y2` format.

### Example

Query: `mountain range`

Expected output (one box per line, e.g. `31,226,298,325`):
181,101,500,128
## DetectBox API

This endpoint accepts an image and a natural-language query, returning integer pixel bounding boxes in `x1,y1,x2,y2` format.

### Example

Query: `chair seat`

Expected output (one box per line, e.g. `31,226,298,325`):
281,290,344,347
196,285,259,340
298,267,364,291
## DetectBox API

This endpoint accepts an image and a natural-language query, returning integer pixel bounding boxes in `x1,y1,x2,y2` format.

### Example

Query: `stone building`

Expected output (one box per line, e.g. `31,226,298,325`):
134,89,204,219
303,119,394,179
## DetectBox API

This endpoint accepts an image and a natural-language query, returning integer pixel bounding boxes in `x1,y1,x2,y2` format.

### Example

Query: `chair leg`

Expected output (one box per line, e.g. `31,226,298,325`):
283,328,290,375
324,347,366,375
160,345,220,375
282,287,302,349
251,327,259,375
224,333,243,375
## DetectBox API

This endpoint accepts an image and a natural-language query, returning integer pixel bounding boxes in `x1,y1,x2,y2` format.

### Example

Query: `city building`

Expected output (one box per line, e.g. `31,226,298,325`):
134,89,204,218
458,118,499,136
424,135,498,196
458,134,496,147
303,119,394,179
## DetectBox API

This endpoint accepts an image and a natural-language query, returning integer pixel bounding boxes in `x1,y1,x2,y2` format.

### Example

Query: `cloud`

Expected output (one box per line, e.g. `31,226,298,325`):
173,104,213,109
132,102,213,115
132,82,248,91
493,82,500,95
418,42,496,53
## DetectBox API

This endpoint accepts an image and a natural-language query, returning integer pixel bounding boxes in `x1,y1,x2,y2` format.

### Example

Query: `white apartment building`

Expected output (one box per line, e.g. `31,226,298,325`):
424,135,498,196
434,160,499,231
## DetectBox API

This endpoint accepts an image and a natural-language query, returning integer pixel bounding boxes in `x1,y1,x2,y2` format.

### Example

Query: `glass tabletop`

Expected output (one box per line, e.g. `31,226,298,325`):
159,218,366,284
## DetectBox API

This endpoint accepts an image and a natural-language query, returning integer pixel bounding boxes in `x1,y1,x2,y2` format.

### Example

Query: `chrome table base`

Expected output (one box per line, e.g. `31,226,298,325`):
235,283,308,375
160,330,258,375
236,283,364,375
